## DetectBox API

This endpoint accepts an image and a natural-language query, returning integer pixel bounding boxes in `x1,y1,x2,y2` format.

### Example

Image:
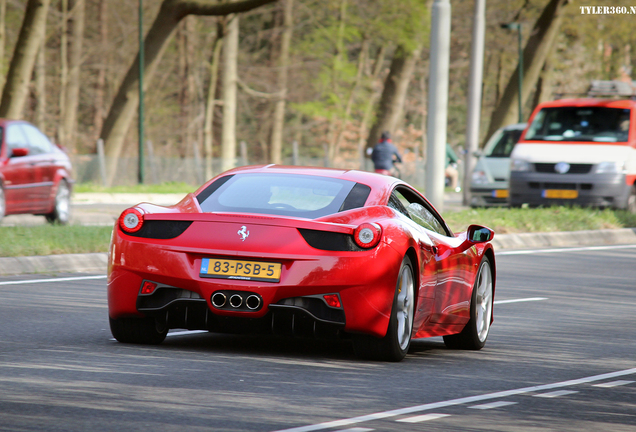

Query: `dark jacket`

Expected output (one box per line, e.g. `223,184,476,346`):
371,140,402,170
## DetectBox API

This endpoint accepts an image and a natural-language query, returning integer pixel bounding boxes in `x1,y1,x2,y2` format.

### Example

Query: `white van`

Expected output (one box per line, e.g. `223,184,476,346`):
508,98,636,212
470,123,526,207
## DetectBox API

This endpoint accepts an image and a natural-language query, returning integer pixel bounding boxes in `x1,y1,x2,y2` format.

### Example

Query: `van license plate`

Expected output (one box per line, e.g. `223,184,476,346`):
542,189,578,199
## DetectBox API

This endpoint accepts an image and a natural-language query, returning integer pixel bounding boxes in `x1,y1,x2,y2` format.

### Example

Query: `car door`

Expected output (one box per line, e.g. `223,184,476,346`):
21,123,56,211
2,123,35,212
387,187,440,334
391,186,473,328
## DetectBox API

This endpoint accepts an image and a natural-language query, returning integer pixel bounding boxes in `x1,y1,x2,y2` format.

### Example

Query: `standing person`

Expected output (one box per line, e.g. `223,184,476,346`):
445,143,460,192
371,131,402,176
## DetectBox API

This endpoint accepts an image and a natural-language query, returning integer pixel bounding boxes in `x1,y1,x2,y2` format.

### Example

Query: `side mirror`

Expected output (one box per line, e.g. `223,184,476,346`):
472,150,483,158
467,224,494,243
11,147,29,157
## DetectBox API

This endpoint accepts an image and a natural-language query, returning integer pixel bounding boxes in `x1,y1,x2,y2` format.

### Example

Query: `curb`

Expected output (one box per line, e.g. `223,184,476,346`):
1,228,636,277
0,253,108,276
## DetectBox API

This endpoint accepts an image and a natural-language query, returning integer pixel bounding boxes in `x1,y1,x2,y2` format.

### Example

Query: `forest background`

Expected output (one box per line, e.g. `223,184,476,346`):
0,0,632,186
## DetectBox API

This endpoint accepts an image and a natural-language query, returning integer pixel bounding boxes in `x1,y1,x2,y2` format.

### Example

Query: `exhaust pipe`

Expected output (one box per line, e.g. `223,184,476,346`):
246,295,262,310
229,294,243,308
211,292,227,308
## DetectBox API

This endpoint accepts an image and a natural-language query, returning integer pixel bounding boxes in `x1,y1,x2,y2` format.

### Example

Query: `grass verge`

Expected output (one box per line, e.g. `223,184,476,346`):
1,207,635,257
443,206,636,234
0,225,112,257
74,182,195,194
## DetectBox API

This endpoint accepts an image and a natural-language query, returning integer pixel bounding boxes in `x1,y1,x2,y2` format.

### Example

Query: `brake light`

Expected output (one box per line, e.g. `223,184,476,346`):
354,223,382,248
119,208,144,233
140,281,157,295
323,294,342,308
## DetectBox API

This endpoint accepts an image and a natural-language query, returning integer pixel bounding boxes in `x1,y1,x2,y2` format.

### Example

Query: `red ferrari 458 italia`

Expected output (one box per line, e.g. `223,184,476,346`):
108,165,496,361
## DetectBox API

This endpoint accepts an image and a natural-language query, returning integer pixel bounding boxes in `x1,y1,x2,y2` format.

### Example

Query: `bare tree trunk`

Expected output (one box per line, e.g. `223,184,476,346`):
333,36,367,158
100,0,276,185
270,0,293,165
531,54,553,111
34,28,45,129
365,43,422,151
221,14,238,172
326,0,347,165
204,21,223,179
63,0,85,153
93,0,107,144
0,0,6,94
58,0,68,144
0,0,51,119
357,45,386,168
484,0,570,142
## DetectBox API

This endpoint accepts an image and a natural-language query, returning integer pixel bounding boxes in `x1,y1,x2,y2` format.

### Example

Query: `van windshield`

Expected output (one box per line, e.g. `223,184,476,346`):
525,107,630,143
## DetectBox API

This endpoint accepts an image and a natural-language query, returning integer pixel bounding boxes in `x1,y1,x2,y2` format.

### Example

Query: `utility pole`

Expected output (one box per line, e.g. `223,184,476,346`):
463,0,486,206
425,0,451,212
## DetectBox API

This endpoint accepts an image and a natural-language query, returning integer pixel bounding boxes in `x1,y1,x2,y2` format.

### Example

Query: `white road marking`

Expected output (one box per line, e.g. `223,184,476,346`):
335,429,374,432
0,275,107,286
396,413,450,423
109,329,207,341
494,297,548,305
468,401,518,410
533,390,579,398
593,380,634,388
498,244,636,256
166,330,208,337
271,368,636,432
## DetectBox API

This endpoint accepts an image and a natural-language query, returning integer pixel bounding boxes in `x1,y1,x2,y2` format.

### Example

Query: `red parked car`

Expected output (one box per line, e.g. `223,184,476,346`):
0,119,73,224
108,165,496,361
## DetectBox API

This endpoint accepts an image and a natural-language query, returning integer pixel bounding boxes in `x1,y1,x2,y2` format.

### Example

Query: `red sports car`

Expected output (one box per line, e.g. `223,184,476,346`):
108,165,495,361
0,119,73,224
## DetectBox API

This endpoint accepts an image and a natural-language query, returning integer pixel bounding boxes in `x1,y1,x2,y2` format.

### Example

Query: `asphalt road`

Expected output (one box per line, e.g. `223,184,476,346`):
0,245,635,431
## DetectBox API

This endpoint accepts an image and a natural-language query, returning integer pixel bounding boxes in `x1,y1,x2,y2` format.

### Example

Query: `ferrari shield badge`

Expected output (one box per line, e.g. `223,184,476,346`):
238,225,250,241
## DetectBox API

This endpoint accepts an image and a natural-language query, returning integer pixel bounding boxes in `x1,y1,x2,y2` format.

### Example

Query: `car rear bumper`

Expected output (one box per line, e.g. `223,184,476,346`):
508,172,630,208
107,228,402,339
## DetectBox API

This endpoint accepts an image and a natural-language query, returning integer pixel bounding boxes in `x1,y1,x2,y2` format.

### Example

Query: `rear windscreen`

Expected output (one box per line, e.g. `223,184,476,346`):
525,107,630,143
197,173,369,219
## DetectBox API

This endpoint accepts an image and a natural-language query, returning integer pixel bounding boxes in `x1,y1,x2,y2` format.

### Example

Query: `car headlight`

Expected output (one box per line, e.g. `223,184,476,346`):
596,161,626,174
510,158,531,172
472,170,489,184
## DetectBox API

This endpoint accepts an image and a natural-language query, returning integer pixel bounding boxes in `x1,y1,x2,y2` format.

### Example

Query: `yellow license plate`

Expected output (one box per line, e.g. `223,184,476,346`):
492,189,509,198
200,258,282,282
542,189,578,199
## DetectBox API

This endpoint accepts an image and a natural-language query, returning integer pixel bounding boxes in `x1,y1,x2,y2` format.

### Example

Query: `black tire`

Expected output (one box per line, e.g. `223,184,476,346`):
352,255,415,362
444,255,493,350
109,316,168,345
0,185,5,223
45,180,71,224
626,185,636,214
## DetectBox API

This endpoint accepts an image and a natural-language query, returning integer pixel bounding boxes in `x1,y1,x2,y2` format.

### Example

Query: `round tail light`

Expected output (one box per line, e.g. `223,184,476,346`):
354,223,382,249
119,208,144,233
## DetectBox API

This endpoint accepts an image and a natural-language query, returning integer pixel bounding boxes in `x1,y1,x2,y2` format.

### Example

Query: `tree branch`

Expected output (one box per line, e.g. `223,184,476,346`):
237,77,284,99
